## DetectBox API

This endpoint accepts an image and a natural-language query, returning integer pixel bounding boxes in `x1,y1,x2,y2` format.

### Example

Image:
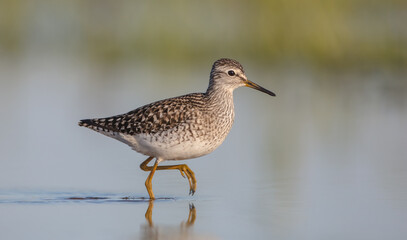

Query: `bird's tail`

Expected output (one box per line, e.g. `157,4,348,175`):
78,118,118,134
78,119,104,132
78,119,93,127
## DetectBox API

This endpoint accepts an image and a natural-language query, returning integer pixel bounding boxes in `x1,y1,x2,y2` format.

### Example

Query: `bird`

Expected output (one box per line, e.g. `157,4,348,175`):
78,58,275,199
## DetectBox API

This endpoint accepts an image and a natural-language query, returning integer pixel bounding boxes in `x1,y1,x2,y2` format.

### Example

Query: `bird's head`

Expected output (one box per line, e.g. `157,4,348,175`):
208,58,276,96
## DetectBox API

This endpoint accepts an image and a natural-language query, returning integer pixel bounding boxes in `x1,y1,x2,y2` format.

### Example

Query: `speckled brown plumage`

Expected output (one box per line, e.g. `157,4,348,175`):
79,93,206,135
78,58,275,199
79,89,235,157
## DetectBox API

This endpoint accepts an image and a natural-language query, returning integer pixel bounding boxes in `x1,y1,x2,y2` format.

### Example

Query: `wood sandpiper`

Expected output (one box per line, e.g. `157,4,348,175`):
79,58,275,199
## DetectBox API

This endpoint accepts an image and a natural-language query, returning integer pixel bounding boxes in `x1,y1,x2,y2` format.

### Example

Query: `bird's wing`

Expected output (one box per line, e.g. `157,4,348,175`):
78,93,205,135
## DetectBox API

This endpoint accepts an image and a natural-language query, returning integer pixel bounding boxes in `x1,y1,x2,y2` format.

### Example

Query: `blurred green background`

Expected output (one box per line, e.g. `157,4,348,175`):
1,0,406,68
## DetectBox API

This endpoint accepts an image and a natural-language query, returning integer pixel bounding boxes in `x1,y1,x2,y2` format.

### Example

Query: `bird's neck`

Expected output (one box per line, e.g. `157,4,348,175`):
205,84,235,117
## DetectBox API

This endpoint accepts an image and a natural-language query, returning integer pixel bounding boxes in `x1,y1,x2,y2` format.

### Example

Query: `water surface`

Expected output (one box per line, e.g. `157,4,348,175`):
0,55,406,240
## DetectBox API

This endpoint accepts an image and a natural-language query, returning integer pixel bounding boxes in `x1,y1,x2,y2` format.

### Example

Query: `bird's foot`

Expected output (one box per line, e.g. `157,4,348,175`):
178,164,196,196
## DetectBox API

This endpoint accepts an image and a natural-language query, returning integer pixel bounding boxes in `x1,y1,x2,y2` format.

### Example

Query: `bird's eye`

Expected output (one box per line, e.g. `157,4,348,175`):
227,70,235,76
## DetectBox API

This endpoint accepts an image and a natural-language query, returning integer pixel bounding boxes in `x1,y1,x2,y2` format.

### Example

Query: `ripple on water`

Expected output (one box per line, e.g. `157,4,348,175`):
0,190,177,204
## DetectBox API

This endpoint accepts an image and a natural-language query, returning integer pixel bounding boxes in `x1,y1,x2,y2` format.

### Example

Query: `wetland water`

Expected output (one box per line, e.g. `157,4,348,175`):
0,56,406,239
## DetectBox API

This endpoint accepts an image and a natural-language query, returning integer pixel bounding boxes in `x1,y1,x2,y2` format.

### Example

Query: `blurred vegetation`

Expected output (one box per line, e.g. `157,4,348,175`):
0,0,406,69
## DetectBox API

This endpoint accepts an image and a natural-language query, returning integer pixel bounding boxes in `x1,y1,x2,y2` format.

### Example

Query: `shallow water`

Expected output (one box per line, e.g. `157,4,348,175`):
0,55,406,239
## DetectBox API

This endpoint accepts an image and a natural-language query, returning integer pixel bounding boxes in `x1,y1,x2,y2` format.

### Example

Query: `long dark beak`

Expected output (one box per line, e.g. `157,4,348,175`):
245,80,276,96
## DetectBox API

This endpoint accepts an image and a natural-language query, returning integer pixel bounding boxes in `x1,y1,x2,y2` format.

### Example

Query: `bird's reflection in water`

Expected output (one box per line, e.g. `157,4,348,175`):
141,200,199,240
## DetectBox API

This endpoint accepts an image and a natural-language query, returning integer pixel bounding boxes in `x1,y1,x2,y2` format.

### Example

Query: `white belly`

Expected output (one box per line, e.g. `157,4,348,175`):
113,131,225,160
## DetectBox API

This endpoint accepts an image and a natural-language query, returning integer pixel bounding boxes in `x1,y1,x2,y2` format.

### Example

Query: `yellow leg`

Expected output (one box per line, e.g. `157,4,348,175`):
140,156,155,171
140,157,197,196
144,158,159,199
